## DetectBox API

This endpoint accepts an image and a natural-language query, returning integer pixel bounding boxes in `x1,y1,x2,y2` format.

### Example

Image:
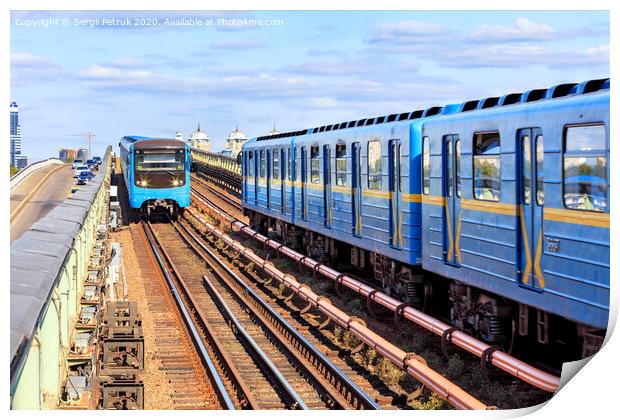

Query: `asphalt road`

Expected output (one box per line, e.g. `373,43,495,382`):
10,163,77,244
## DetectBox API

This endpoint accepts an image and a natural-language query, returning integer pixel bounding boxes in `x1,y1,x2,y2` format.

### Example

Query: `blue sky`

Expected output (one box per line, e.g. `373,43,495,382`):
10,10,609,161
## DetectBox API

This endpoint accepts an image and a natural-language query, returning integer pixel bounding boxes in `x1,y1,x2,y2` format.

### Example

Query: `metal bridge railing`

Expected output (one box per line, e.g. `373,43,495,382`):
10,147,113,409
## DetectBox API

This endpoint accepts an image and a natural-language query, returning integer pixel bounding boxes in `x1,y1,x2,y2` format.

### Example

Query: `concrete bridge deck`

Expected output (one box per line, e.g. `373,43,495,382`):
10,163,76,244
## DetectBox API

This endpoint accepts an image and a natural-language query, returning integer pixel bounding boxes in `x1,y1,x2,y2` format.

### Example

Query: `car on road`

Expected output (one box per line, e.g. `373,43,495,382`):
82,170,95,180
92,156,102,165
76,172,89,185
86,159,98,170
73,165,89,177
71,159,84,169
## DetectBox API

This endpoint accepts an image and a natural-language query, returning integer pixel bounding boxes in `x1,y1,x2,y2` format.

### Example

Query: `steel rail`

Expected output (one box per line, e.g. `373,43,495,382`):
201,275,309,410
145,220,261,409
151,218,314,410
140,220,235,410
174,219,381,410
192,174,242,211
190,189,561,394
185,206,490,410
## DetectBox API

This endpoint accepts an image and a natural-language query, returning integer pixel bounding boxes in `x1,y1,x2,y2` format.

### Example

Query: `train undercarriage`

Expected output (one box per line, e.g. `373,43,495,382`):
140,199,184,218
247,209,605,364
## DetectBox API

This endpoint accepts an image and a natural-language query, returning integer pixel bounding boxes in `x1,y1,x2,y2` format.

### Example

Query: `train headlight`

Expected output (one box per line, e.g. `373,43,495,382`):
172,179,180,187
139,179,148,187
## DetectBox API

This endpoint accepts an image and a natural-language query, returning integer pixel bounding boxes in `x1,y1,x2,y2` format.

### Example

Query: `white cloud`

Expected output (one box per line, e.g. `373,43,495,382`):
286,60,364,76
11,52,49,66
434,43,610,69
109,57,145,68
304,97,341,109
470,18,556,43
11,52,65,84
366,20,452,45
210,39,267,50
79,65,124,79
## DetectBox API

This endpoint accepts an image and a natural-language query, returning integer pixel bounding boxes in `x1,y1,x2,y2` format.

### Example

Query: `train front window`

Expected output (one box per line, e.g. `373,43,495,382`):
563,124,607,212
135,149,185,171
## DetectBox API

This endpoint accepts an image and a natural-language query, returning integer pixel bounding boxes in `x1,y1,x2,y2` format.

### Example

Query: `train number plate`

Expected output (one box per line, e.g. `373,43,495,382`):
545,237,560,253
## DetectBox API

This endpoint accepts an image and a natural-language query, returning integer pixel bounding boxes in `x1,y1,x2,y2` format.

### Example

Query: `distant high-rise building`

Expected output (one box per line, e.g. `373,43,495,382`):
10,101,22,167
76,148,89,160
175,131,183,142
15,155,29,169
59,148,78,162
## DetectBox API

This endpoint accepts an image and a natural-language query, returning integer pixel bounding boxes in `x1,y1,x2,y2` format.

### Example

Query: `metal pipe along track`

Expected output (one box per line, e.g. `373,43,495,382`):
173,219,381,410
148,218,373,409
190,187,560,394
185,206,490,410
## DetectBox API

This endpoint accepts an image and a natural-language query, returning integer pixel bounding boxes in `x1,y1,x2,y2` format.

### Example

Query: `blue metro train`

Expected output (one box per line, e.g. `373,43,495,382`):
241,78,609,356
119,136,191,215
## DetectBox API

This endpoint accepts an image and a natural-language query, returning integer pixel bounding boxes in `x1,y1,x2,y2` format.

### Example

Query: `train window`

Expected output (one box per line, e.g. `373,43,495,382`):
563,124,607,212
422,137,430,195
296,147,301,181
281,149,286,180
446,139,453,197
398,143,402,192
336,144,346,186
473,131,501,201
248,151,254,176
260,150,266,178
135,149,185,171
536,135,544,205
287,148,292,180
273,148,279,179
368,140,382,190
455,139,461,197
311,146,320,183
522,136,531,204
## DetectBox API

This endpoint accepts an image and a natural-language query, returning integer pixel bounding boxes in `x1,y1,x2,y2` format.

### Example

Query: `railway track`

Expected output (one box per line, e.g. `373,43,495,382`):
189,179,561,395
192,174,242,212
129,222,227,409
146,218,381,410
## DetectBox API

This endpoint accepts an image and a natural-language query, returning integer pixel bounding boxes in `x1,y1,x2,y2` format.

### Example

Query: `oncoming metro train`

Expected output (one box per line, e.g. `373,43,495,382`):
241,78,610,357
119,136,191,215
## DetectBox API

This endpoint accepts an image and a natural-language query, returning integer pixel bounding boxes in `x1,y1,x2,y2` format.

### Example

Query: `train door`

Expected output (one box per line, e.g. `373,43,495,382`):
517,128,544,290
301,146,307,219
352,142,362,236
443,135,461,266
243,152,248,202
388,139,402,248
254,151,258,205
288,147,294,218
323,145,332,227
280,148,286,212
266,150,271,208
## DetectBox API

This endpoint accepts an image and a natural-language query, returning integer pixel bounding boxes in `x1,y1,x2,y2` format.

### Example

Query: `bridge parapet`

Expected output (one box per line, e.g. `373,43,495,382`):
10,158,65,191
190,148,241,195
10,146,113,409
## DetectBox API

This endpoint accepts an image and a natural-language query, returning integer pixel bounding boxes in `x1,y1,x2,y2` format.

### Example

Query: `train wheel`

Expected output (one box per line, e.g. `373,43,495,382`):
502,317,517,355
